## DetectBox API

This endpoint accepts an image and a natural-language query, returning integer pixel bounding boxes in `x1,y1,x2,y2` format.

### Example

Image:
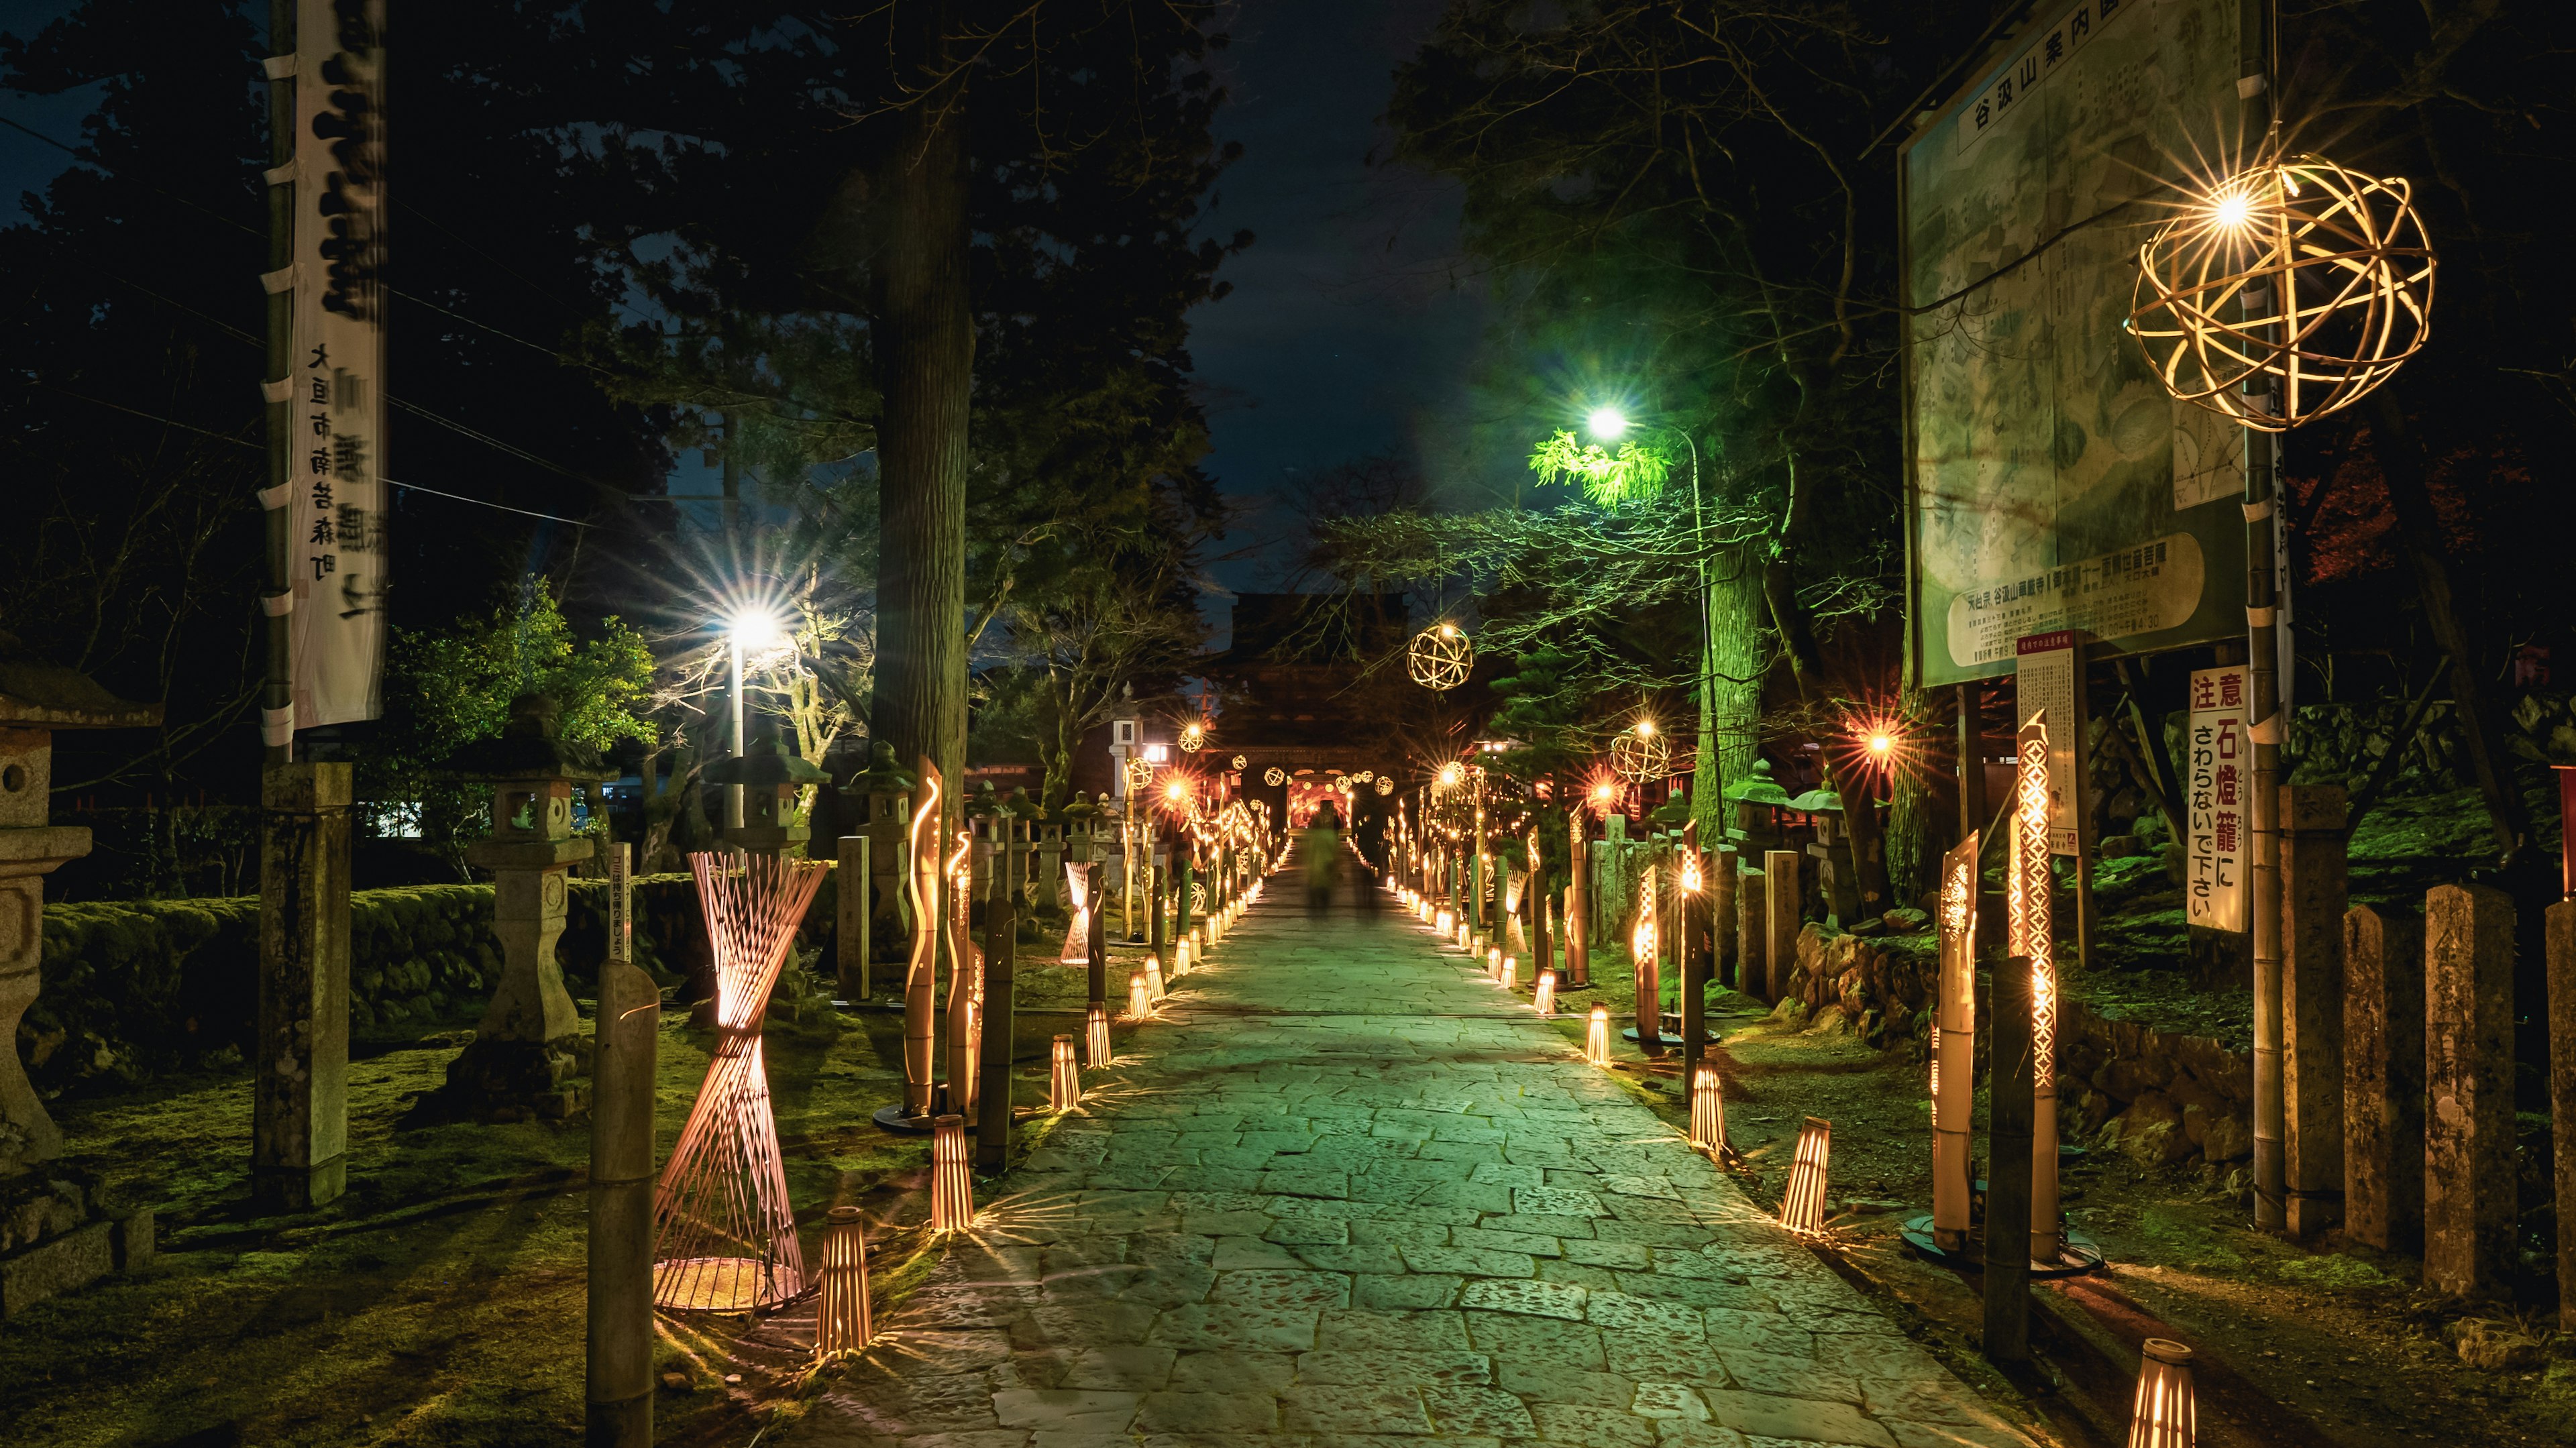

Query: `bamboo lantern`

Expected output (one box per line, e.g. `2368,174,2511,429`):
1049,1035,1081,1113
1690,1063,1725,1156
1143,953,1165,1002
1534,968,1556,1017
1499,955,1516,991
1172,938,1190,975
2129,1339,2196,1448
1585,1003,1611,1064
930,1115,973,1232
1086,1002,1112,1067
1126,968,1152,1020
1488,946,1503,978
1932,832,1981,1251
1436,907,1454,936
1778,1117,1831,1235
2010,714,2061,1264
813,1206,871,1361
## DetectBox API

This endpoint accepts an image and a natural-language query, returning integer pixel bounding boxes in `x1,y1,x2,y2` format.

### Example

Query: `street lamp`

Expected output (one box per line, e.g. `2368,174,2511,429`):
1583,408,1714,817
724,608,790,832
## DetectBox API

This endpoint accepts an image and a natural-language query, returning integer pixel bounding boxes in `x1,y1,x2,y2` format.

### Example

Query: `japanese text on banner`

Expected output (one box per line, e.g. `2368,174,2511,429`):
2185,665,2248,932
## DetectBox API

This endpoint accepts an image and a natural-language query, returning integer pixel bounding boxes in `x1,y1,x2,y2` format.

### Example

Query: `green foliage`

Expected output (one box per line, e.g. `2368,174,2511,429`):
1527,429,1672,508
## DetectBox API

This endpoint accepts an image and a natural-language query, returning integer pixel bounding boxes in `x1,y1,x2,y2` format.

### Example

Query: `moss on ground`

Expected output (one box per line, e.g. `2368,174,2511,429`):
0,944,1167,1448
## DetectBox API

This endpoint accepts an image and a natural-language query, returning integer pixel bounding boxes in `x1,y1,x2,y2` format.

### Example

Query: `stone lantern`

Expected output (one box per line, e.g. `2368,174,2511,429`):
437,693,612,1121
704,726,828,859
0,632,159,1313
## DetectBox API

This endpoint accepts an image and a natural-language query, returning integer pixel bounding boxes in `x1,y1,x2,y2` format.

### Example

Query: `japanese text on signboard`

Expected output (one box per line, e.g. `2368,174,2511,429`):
2185,665,2247,932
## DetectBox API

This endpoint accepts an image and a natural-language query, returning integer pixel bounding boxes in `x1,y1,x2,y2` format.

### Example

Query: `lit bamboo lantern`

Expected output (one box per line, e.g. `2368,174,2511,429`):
1585,1003,1611,1064
930,1115,973,1231
814,1205,872,1361
1173,939,1190,975
1144,954,1165,1001
2128,1339,2196,1448
1488,946,1503,977
2010,713,2061,1264
1436,907,1454,935
1534,968,1556,1016
1778,1116,1831,1235
1690,1063,1725,1156
1499,955,1516,991
1049,1034,1081,1112
1932,833,1980,1250
1086,1002,1112,1067
1127,968,1152,1019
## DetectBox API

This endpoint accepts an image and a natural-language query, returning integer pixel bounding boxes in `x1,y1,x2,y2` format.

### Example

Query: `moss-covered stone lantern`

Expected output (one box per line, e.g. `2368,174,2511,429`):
436,693,612,1121
703,726,828,858
0,631,159,1313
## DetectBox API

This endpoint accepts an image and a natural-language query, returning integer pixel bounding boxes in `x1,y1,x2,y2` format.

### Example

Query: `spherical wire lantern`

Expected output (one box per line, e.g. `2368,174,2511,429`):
1407,622,1473,691
1609,722,1671,783
1122,756,1153,793
2129,153,2434,431
1230,754,1247,772
1264,766,1285,787
1375,777,1394,797
1178,722,1206,753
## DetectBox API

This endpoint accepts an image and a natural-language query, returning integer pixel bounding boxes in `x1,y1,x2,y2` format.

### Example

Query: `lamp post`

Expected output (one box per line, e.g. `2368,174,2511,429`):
722,609,790,832
1587,408,1717,819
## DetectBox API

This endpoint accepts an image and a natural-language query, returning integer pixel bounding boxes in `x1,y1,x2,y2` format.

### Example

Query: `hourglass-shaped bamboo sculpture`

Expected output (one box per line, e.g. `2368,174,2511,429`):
1060,860,1096,965
653,851,828,1312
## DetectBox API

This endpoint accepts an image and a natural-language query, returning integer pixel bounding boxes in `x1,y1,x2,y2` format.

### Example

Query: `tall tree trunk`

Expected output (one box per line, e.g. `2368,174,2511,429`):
1884,684,1937,907
870,5,974,805
1695,542,1766,845
2368,394,2528,860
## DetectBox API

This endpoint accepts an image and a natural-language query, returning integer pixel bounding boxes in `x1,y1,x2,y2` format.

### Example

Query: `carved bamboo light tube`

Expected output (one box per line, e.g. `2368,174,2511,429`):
930,1115,973,1232
1144,952,1165,1003
1534,968,1555,1017
1499,956,1516,991
814,1206,872,1361
1932,834,1981,1250
1690,1063,1725,1156
2129,1338,2196,1448
1127,968,1152,1020
1049,1035,1081,1113
1585,1003,1611,1064
2010,713,2061,1264
1086,1002,1112,1067
1779,1116,1832,1235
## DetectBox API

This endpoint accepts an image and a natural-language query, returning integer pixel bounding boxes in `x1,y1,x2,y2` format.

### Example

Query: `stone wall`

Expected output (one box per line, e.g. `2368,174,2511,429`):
1766,922,2257,1172
22,873,747,1096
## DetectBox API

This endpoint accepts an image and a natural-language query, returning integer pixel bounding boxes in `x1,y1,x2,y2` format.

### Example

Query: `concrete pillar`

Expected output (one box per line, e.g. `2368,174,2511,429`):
1737,867,1768,1001
2343,903,2424,1253
2279,784,2347,1237
255,761,353,1209
2546,901,2576,1328
587,844,656,1447
2424,883,2515,1299
1764,849,1802,1007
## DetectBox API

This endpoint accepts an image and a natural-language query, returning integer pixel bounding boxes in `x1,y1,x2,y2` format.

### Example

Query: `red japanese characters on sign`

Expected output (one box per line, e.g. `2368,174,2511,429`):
2185,665,2247,932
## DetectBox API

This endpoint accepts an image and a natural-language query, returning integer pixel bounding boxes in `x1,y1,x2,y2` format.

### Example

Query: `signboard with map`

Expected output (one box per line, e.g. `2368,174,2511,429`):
1904,0,2252,685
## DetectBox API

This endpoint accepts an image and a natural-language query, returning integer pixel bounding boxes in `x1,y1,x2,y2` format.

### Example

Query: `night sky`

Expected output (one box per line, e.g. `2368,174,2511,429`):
0,1,1484,636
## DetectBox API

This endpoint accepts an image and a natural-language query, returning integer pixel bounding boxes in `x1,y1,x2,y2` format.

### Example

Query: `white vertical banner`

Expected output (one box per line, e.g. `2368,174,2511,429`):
2012,630,2082,855
2185,665,2249,932
286,0,388,726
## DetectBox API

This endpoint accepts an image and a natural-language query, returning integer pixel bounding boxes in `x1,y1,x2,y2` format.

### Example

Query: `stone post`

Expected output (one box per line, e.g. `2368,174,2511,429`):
836,834,870,999
1035,820,1065,914
1713,845,1738,989
437,694,609,1121
255,761,353,1210
2547,900,2576,1327
2279,784,2347,1237
1764,849,1802,1007
2424,883,2515,1299
1737,866,1768,1001
587,844,656,1448
2343,903,2424,1252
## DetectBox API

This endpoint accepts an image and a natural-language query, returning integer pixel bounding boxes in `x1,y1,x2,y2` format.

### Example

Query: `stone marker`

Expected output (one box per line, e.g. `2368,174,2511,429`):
436,693,610,1121
2279,783,2347,1237
587,843,656,1448
0,635,160,1315
2424,883,2515,1298
1737,867,1768,1001
256,761,353,1209
1713,844,1739,988
835,834,871,999
841,742,916,993
2343,903,2424,1253
2548,901,2576,1328
1764,849,1802,1006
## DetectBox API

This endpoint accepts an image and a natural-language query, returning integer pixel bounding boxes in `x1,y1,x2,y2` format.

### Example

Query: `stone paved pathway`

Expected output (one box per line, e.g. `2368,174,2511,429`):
786,845,2034,1448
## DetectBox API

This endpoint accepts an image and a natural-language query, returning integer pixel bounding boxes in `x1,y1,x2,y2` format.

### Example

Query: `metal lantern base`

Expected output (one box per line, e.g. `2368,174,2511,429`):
1898,1214,2106,1279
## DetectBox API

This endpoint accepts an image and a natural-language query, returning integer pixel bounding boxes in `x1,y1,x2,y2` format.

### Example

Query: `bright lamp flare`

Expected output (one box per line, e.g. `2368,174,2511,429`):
1587,406,1628,439
1438,761,1465,788
726,608,790,655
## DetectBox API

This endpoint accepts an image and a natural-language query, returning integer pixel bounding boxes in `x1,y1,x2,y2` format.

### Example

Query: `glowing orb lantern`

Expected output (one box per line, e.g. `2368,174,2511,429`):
1407,622,1474,691
1611,721,1671,783
2130,154,2434,431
